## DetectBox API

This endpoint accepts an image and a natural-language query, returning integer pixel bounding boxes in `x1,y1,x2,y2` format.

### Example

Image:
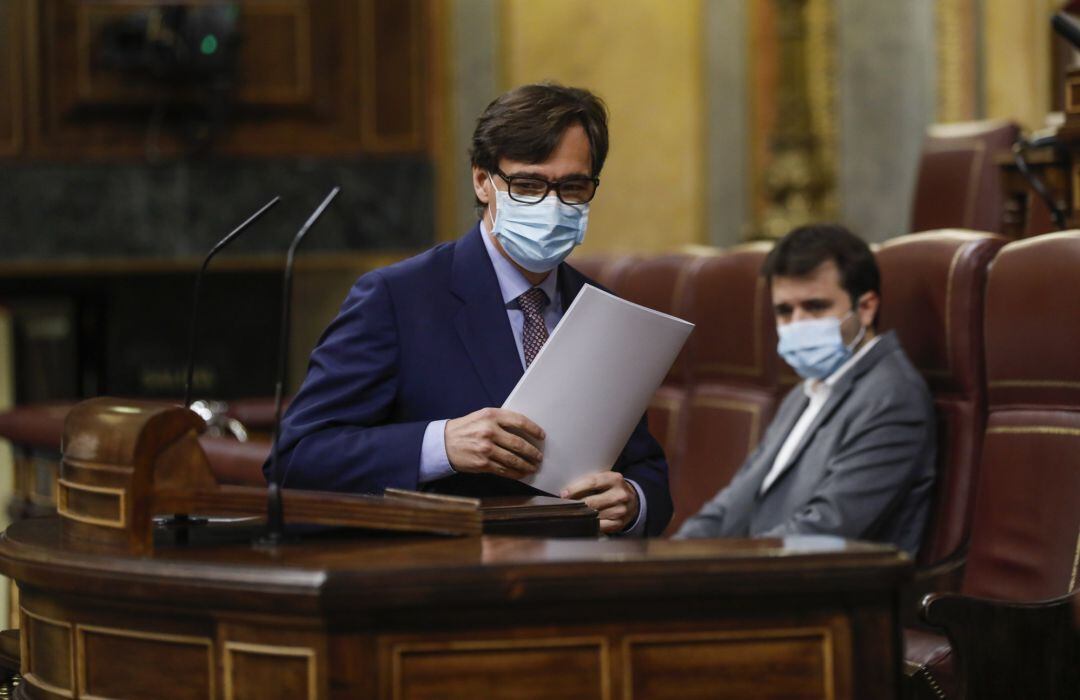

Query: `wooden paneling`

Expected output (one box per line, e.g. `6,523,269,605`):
224,641,316,700
21,607,74,697
20,0,429,158
78,625,213,699
623,628,835,700
1,518,909,699
389,637,609,700
0,0,23,156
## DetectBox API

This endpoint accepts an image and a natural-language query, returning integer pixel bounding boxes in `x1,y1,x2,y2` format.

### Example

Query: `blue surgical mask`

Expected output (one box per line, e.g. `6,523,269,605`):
487,175,588,273
777,312,866,380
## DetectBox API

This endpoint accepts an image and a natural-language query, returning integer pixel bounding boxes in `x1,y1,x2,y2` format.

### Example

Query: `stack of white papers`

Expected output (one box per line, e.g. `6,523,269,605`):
503,284,694,495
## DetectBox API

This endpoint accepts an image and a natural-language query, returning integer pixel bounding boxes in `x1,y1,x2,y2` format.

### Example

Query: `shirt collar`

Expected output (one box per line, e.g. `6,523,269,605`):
479,218,558,306
802,334,882,398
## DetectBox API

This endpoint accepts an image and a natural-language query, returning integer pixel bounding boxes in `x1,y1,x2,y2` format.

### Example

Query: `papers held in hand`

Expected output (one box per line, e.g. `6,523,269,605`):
503,284,694,495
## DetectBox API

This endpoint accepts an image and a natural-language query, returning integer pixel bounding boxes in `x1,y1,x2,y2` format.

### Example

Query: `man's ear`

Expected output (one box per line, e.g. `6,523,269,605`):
856,290,880,328
472,166,490,204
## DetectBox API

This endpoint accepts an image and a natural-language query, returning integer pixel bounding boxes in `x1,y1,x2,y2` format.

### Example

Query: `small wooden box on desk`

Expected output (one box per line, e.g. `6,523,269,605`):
0,399,912,699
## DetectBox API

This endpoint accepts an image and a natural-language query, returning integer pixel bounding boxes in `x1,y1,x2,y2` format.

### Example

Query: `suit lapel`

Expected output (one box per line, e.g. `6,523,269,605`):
758,332,900,495
450,225,524,405
557,262,588,313
753,392,810,489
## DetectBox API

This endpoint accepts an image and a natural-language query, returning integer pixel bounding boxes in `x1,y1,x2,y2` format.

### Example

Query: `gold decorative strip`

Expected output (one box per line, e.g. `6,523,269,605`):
76,624,214,700
988,380,1080,390
56,478,126,529
224,641,317,700
985,426,1080,437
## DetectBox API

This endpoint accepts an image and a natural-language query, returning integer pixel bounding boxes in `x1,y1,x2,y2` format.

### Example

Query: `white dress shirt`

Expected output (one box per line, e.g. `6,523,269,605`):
759,335,882,494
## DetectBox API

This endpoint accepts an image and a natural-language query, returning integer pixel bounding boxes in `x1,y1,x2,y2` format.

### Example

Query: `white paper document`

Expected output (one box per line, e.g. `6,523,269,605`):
503,284,694,495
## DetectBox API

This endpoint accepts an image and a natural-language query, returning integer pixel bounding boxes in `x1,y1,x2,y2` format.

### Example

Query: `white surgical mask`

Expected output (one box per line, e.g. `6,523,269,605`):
777,311,866,380
487,174,588,273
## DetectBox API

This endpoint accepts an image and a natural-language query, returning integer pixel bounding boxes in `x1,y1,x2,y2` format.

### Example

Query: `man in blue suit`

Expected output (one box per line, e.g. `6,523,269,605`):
270,83,672,536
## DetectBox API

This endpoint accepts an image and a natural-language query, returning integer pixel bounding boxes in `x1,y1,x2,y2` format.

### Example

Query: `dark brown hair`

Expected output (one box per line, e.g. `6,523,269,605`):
762,223,881,323
470,82,609,176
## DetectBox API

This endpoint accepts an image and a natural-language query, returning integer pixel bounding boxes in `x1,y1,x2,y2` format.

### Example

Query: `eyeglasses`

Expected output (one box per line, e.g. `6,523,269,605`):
494,169,599,205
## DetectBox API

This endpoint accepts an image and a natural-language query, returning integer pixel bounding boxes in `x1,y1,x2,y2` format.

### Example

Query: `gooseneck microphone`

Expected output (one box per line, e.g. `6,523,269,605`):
264,186,341,544
1052,12,1080,51
182,196,282,409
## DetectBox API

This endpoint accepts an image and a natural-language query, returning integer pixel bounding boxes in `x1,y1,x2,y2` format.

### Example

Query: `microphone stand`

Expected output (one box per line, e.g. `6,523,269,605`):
261,187,341,547
166,195,281,540
182,196,282,408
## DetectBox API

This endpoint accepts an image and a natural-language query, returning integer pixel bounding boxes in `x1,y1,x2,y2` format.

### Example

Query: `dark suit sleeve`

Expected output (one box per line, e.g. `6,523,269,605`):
760,387,933,542
265,271,428,494
613,414,673,537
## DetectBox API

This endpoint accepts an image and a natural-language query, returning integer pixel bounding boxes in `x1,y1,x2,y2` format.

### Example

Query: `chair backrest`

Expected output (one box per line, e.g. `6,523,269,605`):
666,244,779,533
961,231,1080,600
568,253,639,293
614,255,697,472
910,120,1020,234
875,230,1006,565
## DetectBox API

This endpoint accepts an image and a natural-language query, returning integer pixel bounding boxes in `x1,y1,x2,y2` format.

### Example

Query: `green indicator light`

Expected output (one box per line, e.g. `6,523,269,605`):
200,34,219,55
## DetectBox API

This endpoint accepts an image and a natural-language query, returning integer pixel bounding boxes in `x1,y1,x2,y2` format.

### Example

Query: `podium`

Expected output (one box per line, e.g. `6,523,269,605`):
0,399,911,698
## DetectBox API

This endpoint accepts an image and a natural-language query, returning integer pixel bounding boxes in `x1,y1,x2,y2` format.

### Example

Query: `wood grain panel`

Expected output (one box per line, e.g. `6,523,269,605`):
623,628,836,700
0,0,22,155
26,0,429,158
22,607,75,698
225,641,317,700
78,624,213,699
390,637,609,700
74,1,313,106
361,0,425,152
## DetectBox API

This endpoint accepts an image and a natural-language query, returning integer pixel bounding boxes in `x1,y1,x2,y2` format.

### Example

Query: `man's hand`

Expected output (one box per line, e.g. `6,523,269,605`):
445,408,545,479
561,471,639,534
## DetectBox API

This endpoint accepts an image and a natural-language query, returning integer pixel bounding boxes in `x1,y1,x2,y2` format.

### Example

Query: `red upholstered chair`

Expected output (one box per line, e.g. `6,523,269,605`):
906,231,1080,699
567,253,639,294
616,255,696,470
875,231,1006,567
910,120,1020,234
666,243,778,534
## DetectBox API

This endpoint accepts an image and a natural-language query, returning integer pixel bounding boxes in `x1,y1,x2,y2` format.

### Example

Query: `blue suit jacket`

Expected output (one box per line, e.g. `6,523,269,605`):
269,224,673,536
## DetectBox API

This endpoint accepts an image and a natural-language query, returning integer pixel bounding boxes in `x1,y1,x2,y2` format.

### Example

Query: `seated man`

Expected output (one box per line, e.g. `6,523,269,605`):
268,83,672,536
676,224,935,555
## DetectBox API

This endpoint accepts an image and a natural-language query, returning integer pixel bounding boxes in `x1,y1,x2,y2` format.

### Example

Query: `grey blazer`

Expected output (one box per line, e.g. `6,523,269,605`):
675,331,935,556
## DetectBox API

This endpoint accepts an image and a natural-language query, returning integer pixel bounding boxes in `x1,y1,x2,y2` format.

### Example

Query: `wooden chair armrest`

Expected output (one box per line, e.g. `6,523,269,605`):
902,548,967,627
919,592,1080,699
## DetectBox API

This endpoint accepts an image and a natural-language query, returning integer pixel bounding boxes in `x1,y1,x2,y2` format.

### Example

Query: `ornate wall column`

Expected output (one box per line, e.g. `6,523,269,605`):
836,0,936,240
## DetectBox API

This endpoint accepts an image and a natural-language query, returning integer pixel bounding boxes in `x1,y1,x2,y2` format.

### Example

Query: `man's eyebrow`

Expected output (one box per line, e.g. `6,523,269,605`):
505,169,592,181
503,169,548,179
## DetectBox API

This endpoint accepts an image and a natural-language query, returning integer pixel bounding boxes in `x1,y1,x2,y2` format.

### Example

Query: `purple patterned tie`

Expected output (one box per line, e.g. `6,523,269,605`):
518,287,550,367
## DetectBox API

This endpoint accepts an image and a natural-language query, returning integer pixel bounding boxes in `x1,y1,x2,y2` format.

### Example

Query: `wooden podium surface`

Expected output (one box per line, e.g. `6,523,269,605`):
0,518,911,700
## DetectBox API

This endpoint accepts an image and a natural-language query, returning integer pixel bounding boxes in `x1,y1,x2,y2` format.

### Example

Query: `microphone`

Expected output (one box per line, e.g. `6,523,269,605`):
1052,12,1080,50
182,196,282,409
263,186,341,544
